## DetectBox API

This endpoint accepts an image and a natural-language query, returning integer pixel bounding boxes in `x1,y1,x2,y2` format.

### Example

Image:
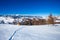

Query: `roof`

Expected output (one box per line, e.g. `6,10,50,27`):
56,16,60,19
55,20,60,22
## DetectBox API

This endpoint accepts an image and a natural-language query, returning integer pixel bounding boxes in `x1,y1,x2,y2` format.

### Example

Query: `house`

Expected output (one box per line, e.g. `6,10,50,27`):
55,16,60,24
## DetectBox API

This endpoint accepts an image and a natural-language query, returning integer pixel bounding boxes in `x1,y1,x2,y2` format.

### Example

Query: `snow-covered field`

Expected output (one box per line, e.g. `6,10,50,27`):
0,24,60,40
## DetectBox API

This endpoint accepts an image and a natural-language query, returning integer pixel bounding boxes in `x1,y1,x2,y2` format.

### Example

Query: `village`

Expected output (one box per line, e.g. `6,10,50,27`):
0,14,60,25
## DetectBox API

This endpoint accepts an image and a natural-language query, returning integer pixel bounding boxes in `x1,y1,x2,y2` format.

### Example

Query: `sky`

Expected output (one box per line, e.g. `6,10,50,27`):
0,0,60,16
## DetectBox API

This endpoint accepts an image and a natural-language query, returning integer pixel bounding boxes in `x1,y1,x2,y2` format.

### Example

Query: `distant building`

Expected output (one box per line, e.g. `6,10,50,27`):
55,16,60,24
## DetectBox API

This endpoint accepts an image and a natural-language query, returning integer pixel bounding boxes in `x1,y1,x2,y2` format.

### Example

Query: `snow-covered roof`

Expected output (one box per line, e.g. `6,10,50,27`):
0,17,14,23
0,17,6,21
4,18,14,23
55,20,60,22
56,16,60,19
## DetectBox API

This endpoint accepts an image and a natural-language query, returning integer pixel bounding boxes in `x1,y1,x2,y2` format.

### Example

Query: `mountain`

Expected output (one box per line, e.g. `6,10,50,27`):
0,14,43,24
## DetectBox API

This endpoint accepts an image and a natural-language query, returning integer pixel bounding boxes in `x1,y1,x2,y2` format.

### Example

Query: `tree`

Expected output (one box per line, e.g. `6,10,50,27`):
0,20,5,24
47,14,54,25
22,18,32,25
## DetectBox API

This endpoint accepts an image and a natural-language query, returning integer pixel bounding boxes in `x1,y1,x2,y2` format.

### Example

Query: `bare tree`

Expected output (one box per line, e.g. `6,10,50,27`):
47,14,54,25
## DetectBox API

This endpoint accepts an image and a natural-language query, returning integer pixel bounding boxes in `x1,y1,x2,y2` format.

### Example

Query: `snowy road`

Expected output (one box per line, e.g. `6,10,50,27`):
0,24,60,40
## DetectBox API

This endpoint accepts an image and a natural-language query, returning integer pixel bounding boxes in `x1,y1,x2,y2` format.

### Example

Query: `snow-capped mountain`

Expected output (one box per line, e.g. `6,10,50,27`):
0,14,43,24
0,14,60,24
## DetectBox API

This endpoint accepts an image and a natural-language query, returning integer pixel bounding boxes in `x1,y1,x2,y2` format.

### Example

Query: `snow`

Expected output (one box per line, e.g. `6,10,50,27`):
57,16,60,19
4,17,14,23
55,20,60,22
0,24,20,40
0,24,60,40
55,16,60,22
0,17,6,21
0,17,14,23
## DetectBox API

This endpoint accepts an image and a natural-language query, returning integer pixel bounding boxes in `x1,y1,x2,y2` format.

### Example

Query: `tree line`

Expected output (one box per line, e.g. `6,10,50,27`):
13,14,55,25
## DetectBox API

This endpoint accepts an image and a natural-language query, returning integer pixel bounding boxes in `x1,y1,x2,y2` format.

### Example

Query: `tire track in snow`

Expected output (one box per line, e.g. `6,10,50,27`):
9,27,25,40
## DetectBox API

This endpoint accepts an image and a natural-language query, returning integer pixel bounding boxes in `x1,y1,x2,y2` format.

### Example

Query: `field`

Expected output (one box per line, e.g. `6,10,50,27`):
0,24,60,40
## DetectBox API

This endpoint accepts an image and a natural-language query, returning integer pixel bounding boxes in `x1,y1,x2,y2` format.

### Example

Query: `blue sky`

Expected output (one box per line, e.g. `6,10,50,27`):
0,0,60,16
